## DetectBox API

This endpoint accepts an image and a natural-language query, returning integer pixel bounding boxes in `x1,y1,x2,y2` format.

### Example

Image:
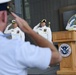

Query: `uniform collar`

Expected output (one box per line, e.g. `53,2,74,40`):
0,31,4,36
0,31,11,38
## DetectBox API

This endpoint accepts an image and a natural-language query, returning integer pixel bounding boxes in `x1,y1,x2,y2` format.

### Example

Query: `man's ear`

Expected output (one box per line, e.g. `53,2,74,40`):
0,11,3,21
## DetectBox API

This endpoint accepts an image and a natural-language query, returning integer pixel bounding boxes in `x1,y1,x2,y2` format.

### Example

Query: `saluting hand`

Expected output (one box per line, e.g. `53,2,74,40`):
11,12,32,34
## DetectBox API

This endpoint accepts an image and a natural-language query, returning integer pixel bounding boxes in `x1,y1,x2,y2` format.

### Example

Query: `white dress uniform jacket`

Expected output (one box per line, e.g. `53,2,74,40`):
33,23,52,43
0,31,52,75
4,24,25,41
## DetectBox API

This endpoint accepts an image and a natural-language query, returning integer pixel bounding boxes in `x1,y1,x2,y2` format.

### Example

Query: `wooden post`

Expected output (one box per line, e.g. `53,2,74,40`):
53,31,76,75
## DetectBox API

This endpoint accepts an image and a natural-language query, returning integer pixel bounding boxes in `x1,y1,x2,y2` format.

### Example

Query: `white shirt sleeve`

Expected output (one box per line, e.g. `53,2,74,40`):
33,23,40,32
16,41,52,70
4,24,12,34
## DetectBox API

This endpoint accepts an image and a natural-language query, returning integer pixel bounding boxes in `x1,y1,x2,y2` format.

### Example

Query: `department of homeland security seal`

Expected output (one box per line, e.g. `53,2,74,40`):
59,44,71,57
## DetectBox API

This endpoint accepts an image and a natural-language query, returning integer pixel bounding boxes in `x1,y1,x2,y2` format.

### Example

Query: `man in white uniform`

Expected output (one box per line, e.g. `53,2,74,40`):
0,0,62,75
33,19,52,43
4,20,25,41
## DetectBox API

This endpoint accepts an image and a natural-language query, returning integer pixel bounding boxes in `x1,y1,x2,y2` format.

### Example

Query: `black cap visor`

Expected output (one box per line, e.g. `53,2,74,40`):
0,3,8,11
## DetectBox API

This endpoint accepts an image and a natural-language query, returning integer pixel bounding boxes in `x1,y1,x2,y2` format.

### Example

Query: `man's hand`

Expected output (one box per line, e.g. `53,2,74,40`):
11,12,32,34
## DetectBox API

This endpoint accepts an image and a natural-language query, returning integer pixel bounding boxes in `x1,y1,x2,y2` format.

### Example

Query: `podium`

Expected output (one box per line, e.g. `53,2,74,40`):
53,31,76,75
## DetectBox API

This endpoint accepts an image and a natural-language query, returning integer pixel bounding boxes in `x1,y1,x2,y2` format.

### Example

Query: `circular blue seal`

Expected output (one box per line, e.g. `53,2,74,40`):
59,44,71,57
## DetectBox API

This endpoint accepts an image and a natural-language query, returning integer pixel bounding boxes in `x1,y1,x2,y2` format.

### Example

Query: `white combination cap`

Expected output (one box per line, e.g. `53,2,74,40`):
0,0,11,4
0,0,11,11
